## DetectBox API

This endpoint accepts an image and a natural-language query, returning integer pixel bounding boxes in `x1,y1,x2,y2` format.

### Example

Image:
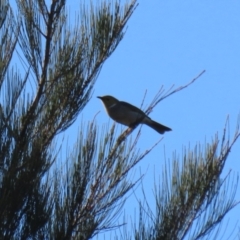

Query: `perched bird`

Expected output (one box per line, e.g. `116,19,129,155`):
98,95,171,134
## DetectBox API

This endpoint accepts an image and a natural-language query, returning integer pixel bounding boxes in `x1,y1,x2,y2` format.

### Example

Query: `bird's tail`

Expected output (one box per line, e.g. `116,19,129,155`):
145,120,172,134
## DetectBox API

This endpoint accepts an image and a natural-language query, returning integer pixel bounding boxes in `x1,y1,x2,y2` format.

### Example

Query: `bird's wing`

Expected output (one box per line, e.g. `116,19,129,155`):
120,101,146,116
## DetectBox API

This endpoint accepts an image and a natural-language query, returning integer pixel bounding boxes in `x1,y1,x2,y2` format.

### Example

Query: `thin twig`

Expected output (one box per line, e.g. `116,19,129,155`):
111,70,206,151
146,70,206,115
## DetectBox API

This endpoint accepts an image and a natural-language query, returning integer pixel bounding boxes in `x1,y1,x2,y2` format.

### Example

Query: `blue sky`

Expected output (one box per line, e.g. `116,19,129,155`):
10,0,240,239
77,1,240,239
43,0,240,239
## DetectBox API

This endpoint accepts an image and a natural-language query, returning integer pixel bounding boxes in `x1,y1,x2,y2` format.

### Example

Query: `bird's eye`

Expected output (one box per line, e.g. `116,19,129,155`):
106,98,109,101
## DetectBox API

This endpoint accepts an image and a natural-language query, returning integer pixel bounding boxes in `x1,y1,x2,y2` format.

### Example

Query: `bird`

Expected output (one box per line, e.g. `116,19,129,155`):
97,95,171,134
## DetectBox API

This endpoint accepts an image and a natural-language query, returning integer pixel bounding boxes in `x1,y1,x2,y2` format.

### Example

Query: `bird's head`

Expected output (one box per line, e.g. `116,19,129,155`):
97,95,119,108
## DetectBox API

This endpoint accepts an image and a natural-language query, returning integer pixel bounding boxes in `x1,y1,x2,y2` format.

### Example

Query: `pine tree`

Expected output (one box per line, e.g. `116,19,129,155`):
0,1,239,239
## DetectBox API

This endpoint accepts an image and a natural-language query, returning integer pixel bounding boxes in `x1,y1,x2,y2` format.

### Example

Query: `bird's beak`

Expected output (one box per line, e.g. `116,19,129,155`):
97,96,102,99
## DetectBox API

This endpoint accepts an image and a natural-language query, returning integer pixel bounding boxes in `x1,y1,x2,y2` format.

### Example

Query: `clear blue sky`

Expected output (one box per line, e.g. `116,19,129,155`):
9,0,239,238
64,1,240,239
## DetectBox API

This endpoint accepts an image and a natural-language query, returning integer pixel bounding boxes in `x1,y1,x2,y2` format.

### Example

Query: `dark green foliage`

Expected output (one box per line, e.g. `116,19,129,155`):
0,0,138,239
0,1,239,240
